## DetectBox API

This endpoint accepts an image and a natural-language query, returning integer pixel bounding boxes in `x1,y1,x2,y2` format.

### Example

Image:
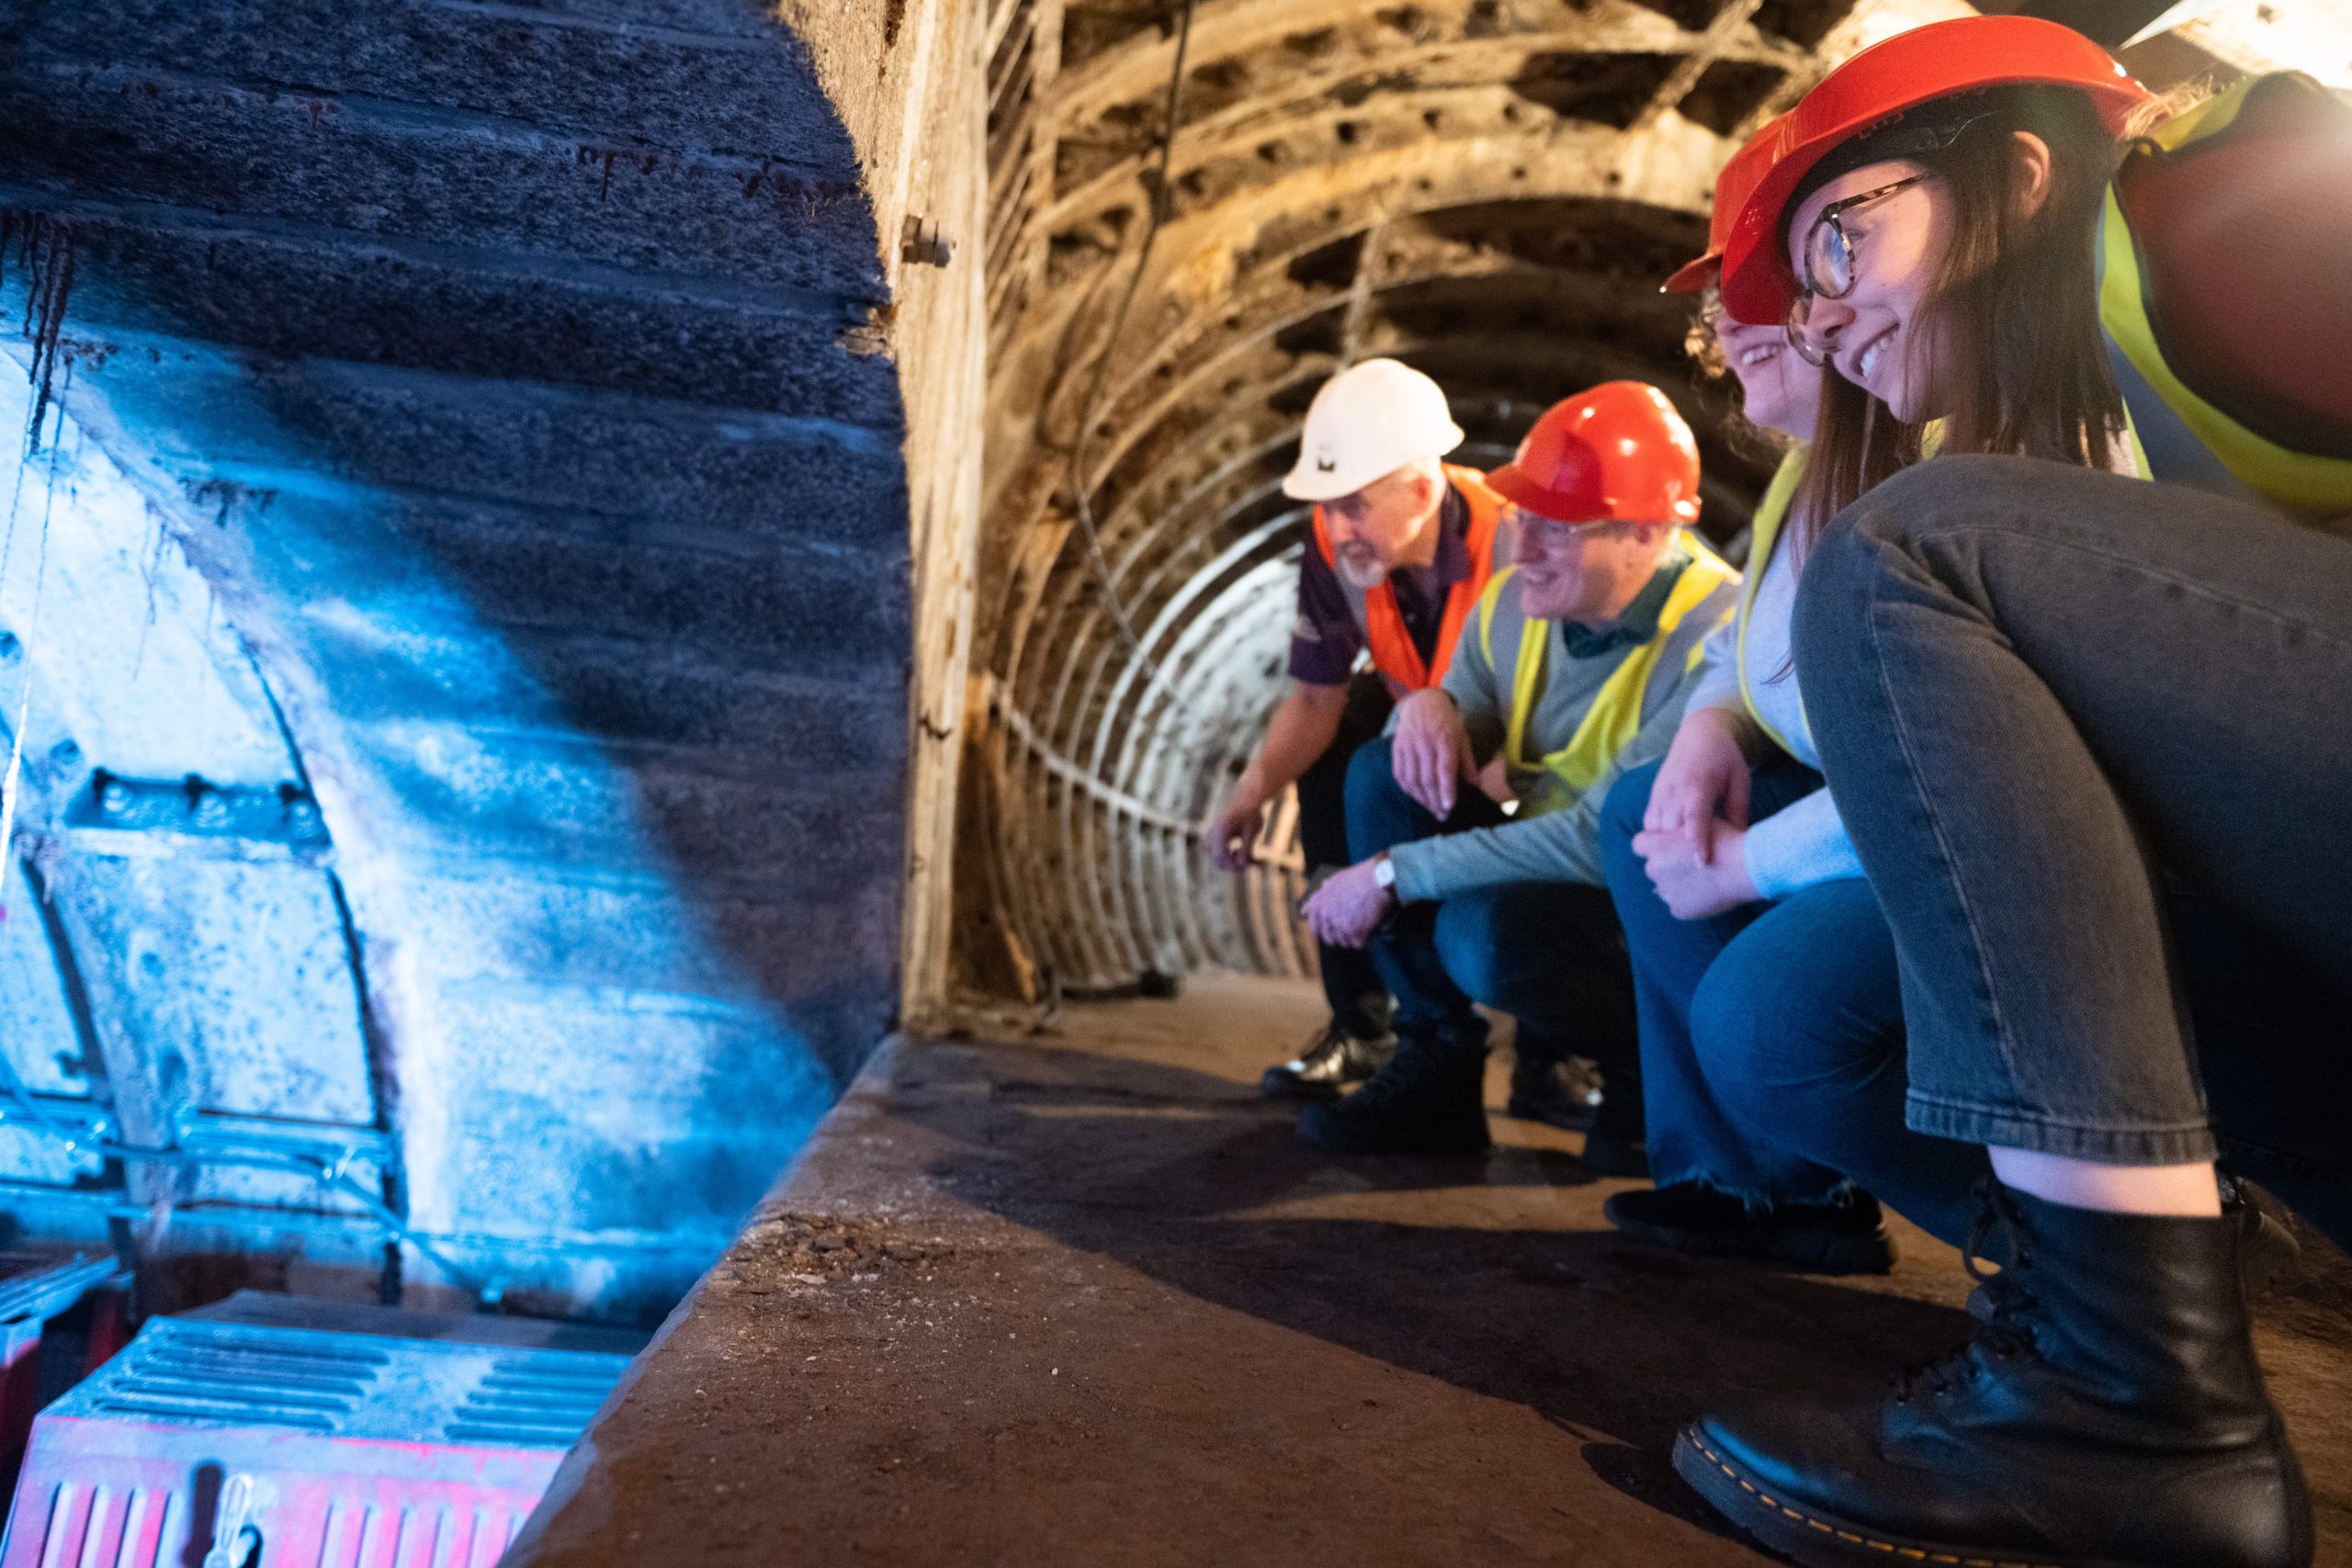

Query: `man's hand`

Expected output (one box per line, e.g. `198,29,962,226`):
1390,689,1475,818
1632,825,1758,920
1301,856,1394,948
1645,705,1752,859
1204,790,1266,872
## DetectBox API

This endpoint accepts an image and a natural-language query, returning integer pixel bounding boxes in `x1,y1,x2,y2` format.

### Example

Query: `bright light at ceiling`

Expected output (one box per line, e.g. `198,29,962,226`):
2132,0,2352,85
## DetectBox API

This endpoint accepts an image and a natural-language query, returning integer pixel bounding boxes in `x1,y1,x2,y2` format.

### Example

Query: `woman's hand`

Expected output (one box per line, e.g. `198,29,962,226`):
1645,705,1753,858
1390,689,1474,818
1632,825,1759,920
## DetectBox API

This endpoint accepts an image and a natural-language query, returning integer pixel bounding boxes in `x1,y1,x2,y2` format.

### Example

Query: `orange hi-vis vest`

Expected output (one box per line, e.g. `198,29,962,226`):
1310,465,1510,695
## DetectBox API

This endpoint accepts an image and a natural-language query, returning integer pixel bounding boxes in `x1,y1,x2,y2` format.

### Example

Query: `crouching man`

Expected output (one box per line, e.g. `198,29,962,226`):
1297,383,1738,1164
1204,358,1514,1098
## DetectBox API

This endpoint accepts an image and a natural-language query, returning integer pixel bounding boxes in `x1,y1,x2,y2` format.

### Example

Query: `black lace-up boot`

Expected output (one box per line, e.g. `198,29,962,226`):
1676,1182,2312,1568
1604,1182,1894,1273
1506,1052,1602,1131
1295,1021,1489,1156
1259,1018,1395,1101
1964,1172,2300,1321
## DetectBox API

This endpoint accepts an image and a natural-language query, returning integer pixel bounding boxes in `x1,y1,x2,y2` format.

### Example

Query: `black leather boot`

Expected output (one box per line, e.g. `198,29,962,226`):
1296,1021,1489,1156
1963,1171,2300,1320
1675,1183,2312,1568
1606,1182,1895,1274
1505,1052,1601,1132
1259,1018,1394,1101
1580,1060,1649,1178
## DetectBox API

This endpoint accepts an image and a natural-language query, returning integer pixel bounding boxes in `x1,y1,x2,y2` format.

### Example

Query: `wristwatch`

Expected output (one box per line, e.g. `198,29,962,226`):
1372,854,1396,892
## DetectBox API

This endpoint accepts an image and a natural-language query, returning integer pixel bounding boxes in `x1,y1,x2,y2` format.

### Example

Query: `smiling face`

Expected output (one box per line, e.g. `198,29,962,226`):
1715,310,1821,444
1511,512,1675,626
1782,158,1952,423
1322,463,1441,587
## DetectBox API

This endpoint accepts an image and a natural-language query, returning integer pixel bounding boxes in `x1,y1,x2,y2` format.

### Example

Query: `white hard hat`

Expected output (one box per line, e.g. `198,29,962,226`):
1281,358,1465,502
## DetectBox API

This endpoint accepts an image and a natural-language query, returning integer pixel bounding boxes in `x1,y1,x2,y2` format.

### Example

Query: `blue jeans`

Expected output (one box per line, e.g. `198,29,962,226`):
1600,758,1989,1241
1793,457,2352,1242
1343,739,1637,1072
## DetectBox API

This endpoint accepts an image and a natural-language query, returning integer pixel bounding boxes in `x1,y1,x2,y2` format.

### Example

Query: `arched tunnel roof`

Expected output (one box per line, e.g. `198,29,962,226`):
961,0,1969,994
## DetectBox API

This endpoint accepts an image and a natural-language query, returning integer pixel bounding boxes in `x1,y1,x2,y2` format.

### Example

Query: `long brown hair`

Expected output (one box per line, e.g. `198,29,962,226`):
1792,85,2131,550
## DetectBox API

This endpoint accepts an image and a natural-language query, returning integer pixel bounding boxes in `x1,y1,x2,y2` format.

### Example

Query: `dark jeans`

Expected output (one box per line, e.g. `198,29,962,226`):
1296,671,1394,1039
1603,749,2352,1247
1601,757,1988,1240
1793,456,2352,1247
1342,737,1638,1077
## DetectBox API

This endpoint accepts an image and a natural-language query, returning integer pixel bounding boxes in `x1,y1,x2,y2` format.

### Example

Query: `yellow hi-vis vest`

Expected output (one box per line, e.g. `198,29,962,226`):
1734,447,1808,760
2097,74,2352,525
1476,540,1740,805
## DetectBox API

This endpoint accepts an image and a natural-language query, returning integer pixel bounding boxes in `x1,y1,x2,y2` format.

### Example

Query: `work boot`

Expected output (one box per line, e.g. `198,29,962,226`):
1580,1126,1651,1179
1965,1171,2299,1319
1296,1023,1489,1156
1505,1053,1602,1132
1675,1183,2312,1568
1580,1065,1649,1178
1604,1182,1894,1274
1260,1018,1394,1101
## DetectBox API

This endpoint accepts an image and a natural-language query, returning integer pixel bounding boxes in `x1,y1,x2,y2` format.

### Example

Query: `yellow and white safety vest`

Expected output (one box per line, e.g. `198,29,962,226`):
1475,540,1741,807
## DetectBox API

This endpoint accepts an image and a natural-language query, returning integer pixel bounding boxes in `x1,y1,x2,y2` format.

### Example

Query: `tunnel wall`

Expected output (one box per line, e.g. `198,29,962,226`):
0,0,982,1320
954,0,1971,998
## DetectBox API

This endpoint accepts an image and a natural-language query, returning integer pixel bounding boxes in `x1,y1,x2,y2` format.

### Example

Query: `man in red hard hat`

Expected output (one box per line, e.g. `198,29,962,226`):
1295,382,1740,1159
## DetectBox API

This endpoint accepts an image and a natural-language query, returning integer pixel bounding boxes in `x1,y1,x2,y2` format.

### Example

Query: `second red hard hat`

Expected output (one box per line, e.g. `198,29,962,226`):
1487,382,1702,526
1665,110,1792,295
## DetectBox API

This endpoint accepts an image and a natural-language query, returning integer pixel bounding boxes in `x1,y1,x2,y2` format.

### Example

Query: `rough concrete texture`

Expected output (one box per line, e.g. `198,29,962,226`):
0,0,946,1317
506,973,2352,1566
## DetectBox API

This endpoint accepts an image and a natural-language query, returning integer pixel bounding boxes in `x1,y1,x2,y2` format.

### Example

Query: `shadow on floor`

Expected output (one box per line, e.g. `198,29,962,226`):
897,1037,1976,1509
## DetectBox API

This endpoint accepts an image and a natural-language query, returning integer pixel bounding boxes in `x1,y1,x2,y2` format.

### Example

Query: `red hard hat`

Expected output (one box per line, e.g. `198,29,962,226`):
1718,17,2152,324
1664,111,1792,294
1487,382,1702,525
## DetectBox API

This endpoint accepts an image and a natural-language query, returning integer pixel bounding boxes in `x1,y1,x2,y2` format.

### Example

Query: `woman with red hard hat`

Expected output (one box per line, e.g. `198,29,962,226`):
1585,110,1987,1274
1668,17,2352,1568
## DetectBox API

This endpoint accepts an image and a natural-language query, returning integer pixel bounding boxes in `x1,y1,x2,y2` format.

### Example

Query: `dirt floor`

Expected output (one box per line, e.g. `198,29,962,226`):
506,974,2352,1567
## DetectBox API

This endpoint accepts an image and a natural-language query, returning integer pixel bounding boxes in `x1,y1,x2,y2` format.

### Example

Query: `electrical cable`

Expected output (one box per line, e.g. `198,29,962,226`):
1065,0,1199,684
0,1041,499,1305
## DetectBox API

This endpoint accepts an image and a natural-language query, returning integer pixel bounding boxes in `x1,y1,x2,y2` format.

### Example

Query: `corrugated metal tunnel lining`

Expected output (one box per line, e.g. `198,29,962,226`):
960,0,1960,996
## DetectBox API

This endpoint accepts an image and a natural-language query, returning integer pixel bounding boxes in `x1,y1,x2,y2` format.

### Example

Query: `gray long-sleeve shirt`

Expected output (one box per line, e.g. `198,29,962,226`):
1387,549,1737,902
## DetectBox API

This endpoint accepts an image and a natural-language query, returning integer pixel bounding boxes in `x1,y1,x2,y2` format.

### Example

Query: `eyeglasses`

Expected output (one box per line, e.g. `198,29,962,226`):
1783,175,1927,367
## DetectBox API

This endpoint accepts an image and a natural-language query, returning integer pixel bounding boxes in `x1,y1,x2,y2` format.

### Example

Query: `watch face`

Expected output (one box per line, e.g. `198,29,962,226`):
1374,858,1396,888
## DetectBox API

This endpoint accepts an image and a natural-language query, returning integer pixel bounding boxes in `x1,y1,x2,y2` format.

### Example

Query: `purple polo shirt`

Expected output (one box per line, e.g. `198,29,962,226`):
1287,485,1474,687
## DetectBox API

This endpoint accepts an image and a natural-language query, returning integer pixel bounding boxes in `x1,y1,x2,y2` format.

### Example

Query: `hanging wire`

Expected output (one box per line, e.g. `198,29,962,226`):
0,385,59,919
1064,0,1199,684
0,218,76,922
0,1035,495,1304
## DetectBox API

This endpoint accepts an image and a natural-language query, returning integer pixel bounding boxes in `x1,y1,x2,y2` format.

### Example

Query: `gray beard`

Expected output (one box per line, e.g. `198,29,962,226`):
1335,548,1388,591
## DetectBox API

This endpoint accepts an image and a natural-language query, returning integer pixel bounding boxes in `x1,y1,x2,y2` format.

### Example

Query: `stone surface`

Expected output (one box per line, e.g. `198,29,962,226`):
0,0,942,1318
505,974,2352,1565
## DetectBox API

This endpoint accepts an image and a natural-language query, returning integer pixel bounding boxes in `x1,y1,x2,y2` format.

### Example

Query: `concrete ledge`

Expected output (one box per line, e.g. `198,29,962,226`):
503,976,2352,1566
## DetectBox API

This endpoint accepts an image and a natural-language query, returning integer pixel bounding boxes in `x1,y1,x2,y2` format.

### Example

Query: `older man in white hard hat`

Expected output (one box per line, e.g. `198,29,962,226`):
1204,359,1589,1123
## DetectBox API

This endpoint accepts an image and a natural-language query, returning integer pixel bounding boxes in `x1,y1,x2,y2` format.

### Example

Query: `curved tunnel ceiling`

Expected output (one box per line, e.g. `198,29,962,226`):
961,0,1970,995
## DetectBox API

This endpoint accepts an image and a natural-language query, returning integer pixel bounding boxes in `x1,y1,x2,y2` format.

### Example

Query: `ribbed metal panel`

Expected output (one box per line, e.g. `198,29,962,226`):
0,1297,639,1568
